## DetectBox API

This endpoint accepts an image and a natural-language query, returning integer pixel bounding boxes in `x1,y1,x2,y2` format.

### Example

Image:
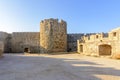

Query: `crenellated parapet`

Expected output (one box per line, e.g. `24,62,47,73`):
80,33,110,43
79,28,120,43
77,27,120,59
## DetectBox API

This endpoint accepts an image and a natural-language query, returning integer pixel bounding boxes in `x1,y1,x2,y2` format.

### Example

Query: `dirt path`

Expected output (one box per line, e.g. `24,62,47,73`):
0,53,120,80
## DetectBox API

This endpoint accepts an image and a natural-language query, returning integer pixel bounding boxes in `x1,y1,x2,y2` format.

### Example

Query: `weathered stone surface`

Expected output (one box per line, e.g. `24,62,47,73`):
1,18,120,56
112,53,120,59
11,32,40,53
40,18,67,53
0,41,4,57
0,18,85,53
77,27,120,58
67,34,84,52
1,19,77,53
0,32,9,53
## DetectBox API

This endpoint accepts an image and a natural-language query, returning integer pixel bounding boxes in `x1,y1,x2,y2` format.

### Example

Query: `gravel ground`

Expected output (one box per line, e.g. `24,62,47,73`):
0,53,120,80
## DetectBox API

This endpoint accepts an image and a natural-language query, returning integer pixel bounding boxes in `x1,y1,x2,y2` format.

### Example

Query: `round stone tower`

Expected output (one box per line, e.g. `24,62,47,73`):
40,18,67,53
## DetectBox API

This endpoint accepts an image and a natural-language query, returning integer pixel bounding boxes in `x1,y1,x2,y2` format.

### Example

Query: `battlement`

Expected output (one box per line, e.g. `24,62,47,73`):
1,18,120,55
77,27,120,58
40,18,67,26
78,27,120,43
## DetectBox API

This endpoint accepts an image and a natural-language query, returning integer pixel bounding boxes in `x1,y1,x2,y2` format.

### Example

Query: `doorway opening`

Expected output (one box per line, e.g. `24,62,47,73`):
80,45,83,53
24,48,29,53
99,44,111,55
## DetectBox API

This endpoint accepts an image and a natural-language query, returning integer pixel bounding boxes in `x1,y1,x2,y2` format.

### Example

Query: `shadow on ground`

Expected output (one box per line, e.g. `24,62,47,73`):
0,54,120,80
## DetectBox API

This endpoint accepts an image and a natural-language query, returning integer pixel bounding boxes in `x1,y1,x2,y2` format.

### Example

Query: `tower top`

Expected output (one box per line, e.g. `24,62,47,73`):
40,18,66,24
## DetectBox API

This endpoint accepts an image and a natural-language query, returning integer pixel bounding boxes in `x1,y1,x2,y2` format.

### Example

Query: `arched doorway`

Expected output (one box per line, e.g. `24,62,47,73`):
24,48,29,53
99,44,111,55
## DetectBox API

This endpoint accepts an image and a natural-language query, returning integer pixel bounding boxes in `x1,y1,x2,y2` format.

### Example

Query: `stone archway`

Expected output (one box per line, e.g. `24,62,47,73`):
99,44,111,55
24,48,29,53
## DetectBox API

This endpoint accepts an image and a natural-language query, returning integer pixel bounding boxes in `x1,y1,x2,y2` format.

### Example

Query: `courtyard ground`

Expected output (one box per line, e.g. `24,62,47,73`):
0,53,120,80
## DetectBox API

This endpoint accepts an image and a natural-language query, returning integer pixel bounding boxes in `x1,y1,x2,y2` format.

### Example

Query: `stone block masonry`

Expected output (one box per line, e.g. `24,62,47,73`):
11,32,40,53
40,18,67,53
77,28,120,59
0,18,81,54
2,18,120,57
0,41,4,57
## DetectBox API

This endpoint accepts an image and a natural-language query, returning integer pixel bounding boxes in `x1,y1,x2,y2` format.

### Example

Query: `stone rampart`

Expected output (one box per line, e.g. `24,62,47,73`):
11,32,40,53
40,18,67,53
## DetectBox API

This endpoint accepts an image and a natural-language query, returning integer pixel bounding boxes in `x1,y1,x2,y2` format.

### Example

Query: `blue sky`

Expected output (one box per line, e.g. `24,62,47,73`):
0,0,120,33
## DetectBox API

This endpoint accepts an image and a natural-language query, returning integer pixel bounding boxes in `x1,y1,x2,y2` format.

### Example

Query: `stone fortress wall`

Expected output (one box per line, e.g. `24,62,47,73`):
1,18,120,58
0,41,4,57
40,19,67,53
0,32,84,53
0,32,8,41
0,32,8,56
0,32,8,53
77,28,120,58
0,32,40,53
11,32,40,53
0,18,82,53
67,33,84,51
